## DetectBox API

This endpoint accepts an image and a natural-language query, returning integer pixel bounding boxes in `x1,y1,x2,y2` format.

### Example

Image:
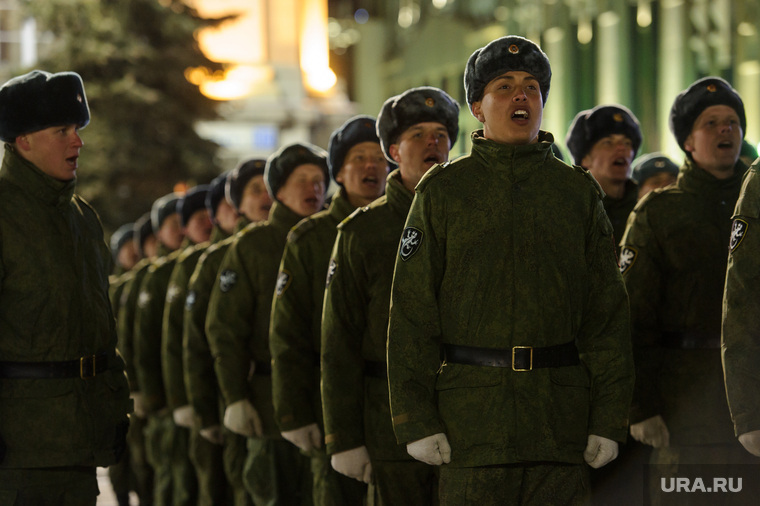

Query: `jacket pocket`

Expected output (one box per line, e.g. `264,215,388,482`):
549,366,591,445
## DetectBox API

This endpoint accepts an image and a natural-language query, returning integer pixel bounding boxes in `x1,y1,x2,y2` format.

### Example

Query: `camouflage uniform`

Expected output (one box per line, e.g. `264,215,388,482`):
0,144,131,498
270,188,367,505
185,219,252,506
620,157,750,502
322,169,437,505
135,240,196,506
164,226,229,506
207,202,312,505
723,162,760,438
604,178,639,252
387,132,633,503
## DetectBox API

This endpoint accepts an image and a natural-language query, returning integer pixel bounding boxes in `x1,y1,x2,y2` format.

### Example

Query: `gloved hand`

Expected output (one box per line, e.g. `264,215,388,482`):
583,434,619,468
406,433,451,465
282,423,322,452
630,414,670,448
738,430,760,457
199,424,225,445
223,399,263,437
172,405,196,428
131,392,147,418
331,446,372,483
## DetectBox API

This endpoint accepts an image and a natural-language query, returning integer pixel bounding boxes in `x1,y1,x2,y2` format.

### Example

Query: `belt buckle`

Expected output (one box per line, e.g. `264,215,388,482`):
512,346,533,372
80,355,97,379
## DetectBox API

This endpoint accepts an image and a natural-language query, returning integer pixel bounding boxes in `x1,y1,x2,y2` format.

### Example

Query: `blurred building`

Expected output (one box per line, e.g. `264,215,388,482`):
327,0,760,162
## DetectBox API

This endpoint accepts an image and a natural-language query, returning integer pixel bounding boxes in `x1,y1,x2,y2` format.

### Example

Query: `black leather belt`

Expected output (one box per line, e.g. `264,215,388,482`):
662,331,721,350
0,352,109,379
364,360,387,379
442,341,579,371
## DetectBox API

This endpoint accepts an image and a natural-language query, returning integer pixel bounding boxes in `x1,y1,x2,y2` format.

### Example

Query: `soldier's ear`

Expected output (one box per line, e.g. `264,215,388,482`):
471,101,485,123
15,134,31,152
683,133,695,154
389,144,402,164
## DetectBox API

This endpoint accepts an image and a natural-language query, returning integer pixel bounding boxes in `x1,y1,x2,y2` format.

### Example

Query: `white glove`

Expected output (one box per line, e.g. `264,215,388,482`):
172,405,196,428
406,433,451,465
630,414,670,448
331,446,373,483
583,434,619,468
199,424,225,445
223,399,263,437
130,392,147,418
738,430,760,457
281,423,322,452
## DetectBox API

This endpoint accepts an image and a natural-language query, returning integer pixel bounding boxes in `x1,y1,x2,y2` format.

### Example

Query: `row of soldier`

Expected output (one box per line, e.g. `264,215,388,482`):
106,35,760,506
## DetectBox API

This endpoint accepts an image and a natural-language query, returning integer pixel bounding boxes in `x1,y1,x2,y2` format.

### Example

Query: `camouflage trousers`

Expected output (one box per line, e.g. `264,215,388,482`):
373,459,438,506
145,412,198,506
0,466,98,506
438,462,589,506
189,427,227,506
223,430,253,506
243,437,313,506
108,414,154,505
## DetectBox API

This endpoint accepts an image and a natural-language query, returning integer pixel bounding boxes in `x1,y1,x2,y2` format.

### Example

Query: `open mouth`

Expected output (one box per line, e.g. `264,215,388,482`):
423,153,442,165
66,155,78,167
362,175,379,185
717,140,734,149
512,109,529,120
612,157,628,167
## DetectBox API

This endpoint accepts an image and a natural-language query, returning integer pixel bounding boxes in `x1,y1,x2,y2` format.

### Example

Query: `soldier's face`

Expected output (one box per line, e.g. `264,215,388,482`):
185,208,212,244
684,105,742,178
15,124,83,181
582,134,634,186
239,175,272,223
389,122,450,189
214,198,238,235
157,213,184,251
336,141,390,207
637,172,677,200
277,164,327,217
471,71,542,145
117,241,140,270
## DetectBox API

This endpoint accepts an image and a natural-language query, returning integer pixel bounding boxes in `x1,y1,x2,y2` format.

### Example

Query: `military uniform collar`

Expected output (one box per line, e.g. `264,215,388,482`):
385,168,414,216
234,216,251,233
210,225,229,244
327,186,357,222
470,130,554,182
678,157,747,194
269,200,306,233
604,179,639,208
1,143,76,208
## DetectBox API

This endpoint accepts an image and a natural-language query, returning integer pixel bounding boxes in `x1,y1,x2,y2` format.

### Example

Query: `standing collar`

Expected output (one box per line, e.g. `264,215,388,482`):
1,143,76,207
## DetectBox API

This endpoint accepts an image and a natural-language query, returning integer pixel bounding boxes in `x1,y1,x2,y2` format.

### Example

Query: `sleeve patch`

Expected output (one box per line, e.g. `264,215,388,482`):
185,290,197,311
325,258,337,288
275,270,292,298
219,269,238,293
618,246,638,275
730,219,748,252
399,227,423,261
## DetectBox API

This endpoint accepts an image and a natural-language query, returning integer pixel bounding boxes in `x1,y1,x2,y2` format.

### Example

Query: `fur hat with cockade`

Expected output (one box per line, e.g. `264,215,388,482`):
0,70,90,143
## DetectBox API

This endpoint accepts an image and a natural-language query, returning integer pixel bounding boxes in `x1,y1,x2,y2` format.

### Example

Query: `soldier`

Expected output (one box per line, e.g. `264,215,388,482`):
269,116,389,505
134,192,185,506
739,139,758,167
620,77,751,503
0,70,131,504
631,152,679,200
566,104,643,252
207,143,329,504
321,87,458,504
184,159,271,506
386,36,633,505
722,159,760,457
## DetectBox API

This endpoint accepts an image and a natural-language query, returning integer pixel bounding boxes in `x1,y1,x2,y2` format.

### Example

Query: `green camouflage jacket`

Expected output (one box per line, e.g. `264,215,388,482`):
116,256,155,392
270,188,355,433
722,163,760,437
0,145,130,468
321,170,413,461
387,131,634,468
604,178,638,255
621,157,747,445
163,227,229,411
184,218,249,429
134,241,186,414
206,202,303,438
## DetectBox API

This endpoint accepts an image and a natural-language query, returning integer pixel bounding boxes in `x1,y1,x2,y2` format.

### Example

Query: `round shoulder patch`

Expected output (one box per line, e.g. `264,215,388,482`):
730,218,748,252
185,290,197,311
618,246,638,275
219,269,238,293
399,226,423,261
275,270,292,298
